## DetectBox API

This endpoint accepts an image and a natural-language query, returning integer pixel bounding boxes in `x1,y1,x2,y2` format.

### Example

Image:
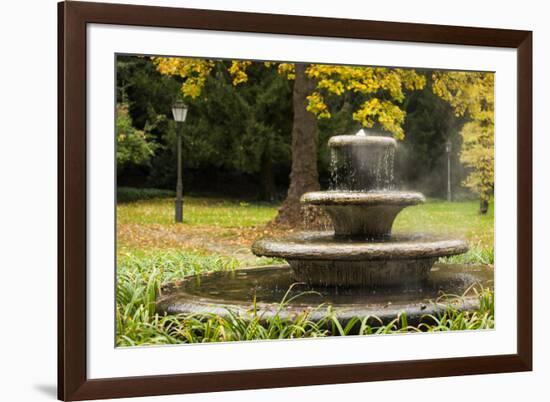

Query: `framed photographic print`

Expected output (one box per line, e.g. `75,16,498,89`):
58,1,532,400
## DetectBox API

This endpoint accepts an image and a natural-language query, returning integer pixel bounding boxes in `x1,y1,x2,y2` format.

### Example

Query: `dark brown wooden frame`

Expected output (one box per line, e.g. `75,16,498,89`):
58,1,532,400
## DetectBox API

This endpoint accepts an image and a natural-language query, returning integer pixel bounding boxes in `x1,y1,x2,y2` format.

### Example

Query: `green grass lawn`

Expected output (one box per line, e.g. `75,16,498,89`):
117,193,494,291
117,196,279,227
394,199,494,248
118,194,493,249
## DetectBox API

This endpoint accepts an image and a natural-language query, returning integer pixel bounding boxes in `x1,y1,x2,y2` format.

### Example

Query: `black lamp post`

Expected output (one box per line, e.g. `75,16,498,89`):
446,139,452,202
172,100,188,223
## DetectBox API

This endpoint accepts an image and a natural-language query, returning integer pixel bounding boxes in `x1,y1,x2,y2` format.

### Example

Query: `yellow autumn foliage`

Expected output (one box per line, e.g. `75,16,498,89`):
153,58,425,139
304,66,425,137
228,61,252,85
152,57,215,98
306,92,330,119
432,72,494,202
351,98,406,139
277,63,295,80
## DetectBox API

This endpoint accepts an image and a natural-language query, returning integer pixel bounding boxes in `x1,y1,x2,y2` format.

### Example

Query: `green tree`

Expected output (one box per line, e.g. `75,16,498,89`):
116,103,157,170
399,74,466,196
160,61,293,200
230,63,293,200
117,56,293,197
116,56,181,187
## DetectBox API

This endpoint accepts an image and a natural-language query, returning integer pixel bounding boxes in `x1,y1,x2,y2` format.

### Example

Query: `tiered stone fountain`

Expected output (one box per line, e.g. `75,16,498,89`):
157,130,493,324
252,130,468,287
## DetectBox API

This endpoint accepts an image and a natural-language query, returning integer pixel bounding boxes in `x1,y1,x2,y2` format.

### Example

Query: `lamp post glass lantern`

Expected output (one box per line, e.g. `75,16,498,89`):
172,100,188,223
172,100,188,123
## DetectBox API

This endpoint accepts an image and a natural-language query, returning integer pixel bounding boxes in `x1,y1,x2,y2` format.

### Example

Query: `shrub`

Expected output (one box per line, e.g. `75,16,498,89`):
117,187,174,203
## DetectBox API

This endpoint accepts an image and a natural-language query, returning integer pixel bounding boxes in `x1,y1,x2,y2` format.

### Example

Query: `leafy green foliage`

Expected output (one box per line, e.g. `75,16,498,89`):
116,250,239,345
134,58,293,199
419,286,494,331
179,62,293,175
117,56,180,188
117,56,181,131
116,103,157,169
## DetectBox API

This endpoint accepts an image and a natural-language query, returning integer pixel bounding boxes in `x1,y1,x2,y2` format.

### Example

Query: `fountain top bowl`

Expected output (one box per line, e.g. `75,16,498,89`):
301,191,425,206
328,134,397,148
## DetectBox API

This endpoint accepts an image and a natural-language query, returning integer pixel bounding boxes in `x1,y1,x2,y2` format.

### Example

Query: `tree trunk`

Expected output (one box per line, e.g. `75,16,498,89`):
258,145,275,202
272,64,319,227
479,198,489,214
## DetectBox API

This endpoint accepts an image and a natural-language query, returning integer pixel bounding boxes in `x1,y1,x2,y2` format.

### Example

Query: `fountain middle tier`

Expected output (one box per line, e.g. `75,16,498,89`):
301,190,425,238
252,232,468,287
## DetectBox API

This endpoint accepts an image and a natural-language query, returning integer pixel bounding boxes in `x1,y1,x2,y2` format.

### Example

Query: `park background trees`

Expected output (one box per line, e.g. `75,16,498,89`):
116,55,494,225
432,71,495,213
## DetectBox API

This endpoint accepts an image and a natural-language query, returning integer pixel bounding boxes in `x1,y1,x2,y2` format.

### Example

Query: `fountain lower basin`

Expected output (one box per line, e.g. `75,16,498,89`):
252,232,468,287
156,263,493,325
